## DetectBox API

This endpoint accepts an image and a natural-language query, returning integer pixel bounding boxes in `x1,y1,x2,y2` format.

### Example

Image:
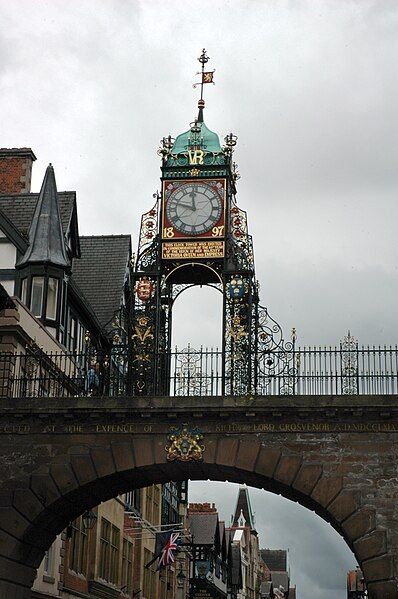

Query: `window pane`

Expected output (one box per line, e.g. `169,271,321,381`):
68,316,76,351
21,278,27,305
46,278,58,320
69,516,87,575
44,543,54,575
31,277,44,317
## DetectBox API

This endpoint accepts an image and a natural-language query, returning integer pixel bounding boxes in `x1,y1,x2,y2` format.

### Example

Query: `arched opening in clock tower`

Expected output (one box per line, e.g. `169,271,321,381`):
171,284,223,350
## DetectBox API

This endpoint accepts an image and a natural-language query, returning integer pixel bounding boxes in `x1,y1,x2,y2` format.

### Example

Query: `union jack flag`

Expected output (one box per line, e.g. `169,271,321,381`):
156,531,181,570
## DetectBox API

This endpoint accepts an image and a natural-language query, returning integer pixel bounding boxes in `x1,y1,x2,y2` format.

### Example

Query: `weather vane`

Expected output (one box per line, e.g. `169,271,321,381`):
193,48,215,120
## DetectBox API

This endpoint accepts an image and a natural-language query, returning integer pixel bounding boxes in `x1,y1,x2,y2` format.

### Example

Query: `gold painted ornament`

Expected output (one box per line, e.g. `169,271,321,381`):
166,424,204,462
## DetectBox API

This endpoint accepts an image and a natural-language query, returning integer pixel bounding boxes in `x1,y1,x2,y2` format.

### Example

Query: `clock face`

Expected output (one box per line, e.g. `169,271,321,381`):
166,182,222,236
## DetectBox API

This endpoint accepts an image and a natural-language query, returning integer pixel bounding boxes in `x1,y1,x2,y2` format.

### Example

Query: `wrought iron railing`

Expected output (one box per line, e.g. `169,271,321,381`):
0,336,397,398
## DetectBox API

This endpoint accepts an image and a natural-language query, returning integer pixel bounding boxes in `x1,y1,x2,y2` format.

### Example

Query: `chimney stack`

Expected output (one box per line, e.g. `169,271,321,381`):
0,148,37,194
188,502,218,514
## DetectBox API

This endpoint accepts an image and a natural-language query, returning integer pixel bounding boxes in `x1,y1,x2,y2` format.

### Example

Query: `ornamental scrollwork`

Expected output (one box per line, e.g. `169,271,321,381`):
341,331,358,395
256,306,297,395
138,196,159,256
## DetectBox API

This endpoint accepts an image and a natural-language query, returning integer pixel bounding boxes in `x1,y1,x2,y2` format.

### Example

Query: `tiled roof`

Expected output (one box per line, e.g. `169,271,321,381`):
260,549,287,572
71,235,131,332
188,512,219,546
0,192,75,239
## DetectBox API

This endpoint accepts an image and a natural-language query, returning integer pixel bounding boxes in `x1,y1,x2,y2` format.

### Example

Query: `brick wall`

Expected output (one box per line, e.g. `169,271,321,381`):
188,502,217,514
0,148,36,194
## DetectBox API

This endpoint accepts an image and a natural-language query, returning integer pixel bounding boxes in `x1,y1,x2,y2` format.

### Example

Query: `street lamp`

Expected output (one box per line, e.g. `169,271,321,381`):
82,509,97,530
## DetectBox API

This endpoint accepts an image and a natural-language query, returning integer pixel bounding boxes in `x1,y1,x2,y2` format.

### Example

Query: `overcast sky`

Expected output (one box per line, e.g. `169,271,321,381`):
1,1,397,596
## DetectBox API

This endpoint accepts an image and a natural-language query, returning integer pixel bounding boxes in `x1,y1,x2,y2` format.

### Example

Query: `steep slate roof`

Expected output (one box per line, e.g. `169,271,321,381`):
19,164,69,267
232,486,256,531
71,235,131,332
0,191,75,240
188,512,219,546
261,549,287,572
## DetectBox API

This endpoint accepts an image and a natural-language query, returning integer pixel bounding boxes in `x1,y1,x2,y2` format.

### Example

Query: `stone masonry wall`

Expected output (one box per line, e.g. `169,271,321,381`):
0,396,396,598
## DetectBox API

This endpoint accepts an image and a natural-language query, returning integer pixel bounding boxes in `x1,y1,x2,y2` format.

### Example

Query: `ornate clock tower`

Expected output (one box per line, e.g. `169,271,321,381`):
129,50,291,397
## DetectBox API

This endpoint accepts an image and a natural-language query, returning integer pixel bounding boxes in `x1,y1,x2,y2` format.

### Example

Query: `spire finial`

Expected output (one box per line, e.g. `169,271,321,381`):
193,48,215,122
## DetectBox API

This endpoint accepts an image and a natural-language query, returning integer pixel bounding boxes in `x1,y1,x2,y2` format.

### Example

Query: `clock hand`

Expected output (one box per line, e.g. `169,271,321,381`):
188,189,197,211
178,202,194,210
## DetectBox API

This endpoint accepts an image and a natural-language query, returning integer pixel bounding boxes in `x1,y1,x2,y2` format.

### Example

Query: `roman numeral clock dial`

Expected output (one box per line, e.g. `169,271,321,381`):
165,181,223,237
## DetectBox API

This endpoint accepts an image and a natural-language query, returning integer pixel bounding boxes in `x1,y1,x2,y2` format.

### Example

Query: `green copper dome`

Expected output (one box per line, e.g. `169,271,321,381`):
171,121,222,154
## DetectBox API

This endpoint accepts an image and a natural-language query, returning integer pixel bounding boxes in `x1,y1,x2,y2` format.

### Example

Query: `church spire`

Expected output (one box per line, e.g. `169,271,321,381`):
232,485,256,532
19,164,69,268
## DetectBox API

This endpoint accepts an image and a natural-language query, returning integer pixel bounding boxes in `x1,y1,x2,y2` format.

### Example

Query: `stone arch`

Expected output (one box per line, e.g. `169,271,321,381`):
0,435,395,598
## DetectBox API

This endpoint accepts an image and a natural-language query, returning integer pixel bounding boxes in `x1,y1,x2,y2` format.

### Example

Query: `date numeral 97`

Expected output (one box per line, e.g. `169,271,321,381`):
212,225,224,237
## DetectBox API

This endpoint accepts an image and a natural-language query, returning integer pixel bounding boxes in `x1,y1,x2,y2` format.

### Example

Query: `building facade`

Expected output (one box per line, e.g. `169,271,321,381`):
0,148,188,599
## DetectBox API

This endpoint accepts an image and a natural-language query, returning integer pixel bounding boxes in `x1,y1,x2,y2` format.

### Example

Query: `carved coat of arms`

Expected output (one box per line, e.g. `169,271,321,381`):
166,424,204,462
